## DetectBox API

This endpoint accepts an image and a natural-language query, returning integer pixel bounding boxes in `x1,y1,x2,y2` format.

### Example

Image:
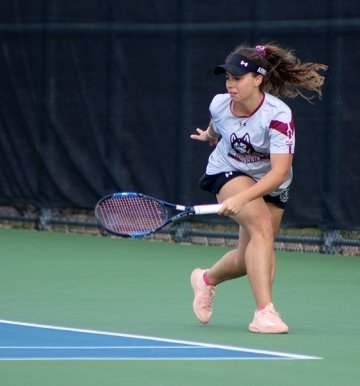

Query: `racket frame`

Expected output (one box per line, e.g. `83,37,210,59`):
95,192,221,238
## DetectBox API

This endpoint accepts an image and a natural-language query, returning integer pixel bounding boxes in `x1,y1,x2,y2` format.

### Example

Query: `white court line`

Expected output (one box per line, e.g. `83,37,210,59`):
0,346,197,349
0,319,322,360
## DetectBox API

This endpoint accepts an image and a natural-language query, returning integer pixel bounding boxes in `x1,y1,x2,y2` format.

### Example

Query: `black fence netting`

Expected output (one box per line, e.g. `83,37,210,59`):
0,0,359,229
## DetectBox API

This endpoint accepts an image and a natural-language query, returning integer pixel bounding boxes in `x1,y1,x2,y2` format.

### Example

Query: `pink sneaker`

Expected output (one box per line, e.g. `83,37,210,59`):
190,268,216,324
249,303,289,334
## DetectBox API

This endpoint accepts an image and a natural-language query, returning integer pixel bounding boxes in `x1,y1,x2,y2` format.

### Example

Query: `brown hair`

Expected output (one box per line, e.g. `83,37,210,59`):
233,43,328,102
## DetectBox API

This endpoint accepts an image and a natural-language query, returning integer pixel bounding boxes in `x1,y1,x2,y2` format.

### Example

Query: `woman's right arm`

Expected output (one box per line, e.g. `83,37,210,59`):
190,120,219,146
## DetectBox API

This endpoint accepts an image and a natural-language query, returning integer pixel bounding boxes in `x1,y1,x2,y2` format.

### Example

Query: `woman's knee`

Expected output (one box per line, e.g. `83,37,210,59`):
241,211,275,241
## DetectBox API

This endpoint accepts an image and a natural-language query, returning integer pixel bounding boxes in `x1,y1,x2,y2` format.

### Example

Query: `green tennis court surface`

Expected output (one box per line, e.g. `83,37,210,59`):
0,228,359,385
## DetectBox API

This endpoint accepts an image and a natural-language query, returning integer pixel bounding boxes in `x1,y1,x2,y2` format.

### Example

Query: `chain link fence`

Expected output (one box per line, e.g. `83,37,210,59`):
0,206,359,256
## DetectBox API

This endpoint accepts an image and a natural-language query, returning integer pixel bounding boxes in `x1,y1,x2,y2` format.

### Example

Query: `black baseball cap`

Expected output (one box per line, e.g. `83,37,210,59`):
214,53,267,76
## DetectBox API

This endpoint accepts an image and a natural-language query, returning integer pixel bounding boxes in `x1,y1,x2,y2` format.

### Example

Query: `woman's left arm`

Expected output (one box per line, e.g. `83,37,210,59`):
219,154,293,216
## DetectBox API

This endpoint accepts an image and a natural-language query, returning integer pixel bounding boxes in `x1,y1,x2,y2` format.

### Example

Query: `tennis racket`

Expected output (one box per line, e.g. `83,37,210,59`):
95,192,222,238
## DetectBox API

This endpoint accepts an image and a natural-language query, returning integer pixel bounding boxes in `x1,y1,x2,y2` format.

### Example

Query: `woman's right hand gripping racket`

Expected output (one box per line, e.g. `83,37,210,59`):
94,192,222,238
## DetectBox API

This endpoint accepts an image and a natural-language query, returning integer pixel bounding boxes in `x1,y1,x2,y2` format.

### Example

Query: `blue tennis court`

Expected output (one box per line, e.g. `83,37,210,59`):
0,320,319,361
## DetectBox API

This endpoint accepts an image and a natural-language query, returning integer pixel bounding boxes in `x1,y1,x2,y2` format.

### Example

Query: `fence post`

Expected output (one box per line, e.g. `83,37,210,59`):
38,208,53,231
322,230,340,254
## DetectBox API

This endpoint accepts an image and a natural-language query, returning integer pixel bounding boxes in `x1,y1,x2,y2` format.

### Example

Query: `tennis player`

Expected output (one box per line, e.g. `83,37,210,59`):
190,43,327,333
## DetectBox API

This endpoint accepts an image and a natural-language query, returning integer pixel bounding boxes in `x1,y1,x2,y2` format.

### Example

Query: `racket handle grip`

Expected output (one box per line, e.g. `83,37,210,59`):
194,204,223,215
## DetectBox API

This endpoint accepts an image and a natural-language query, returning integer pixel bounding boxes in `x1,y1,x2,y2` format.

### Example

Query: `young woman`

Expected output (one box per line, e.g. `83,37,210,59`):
190,43,327,333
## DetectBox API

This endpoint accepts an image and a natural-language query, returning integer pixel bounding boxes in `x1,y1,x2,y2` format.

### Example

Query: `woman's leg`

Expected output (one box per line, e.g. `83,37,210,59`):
209,200,283,287
191,175,288,331
208,175,280,307
207,226,248,283
267,202,285,286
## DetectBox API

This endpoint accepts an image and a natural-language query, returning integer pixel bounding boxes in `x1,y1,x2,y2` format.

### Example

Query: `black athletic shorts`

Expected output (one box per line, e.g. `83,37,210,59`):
199,171,289,209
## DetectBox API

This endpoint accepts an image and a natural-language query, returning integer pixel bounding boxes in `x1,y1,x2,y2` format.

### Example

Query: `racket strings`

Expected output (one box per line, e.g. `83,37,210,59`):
96,196,167,235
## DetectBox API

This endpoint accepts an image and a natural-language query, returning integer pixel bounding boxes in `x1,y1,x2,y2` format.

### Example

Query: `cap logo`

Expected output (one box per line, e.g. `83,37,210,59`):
257,67,267,75
240,60,248,67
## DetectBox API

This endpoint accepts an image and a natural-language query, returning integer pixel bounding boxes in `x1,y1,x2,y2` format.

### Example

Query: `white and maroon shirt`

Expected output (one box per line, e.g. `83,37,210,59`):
206,92,295,193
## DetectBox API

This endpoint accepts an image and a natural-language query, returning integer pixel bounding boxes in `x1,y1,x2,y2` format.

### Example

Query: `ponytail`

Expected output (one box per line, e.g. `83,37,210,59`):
233,43,328,102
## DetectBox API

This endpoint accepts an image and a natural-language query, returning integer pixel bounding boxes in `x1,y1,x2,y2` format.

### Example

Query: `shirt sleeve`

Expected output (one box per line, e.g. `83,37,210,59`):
269,111,296,154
